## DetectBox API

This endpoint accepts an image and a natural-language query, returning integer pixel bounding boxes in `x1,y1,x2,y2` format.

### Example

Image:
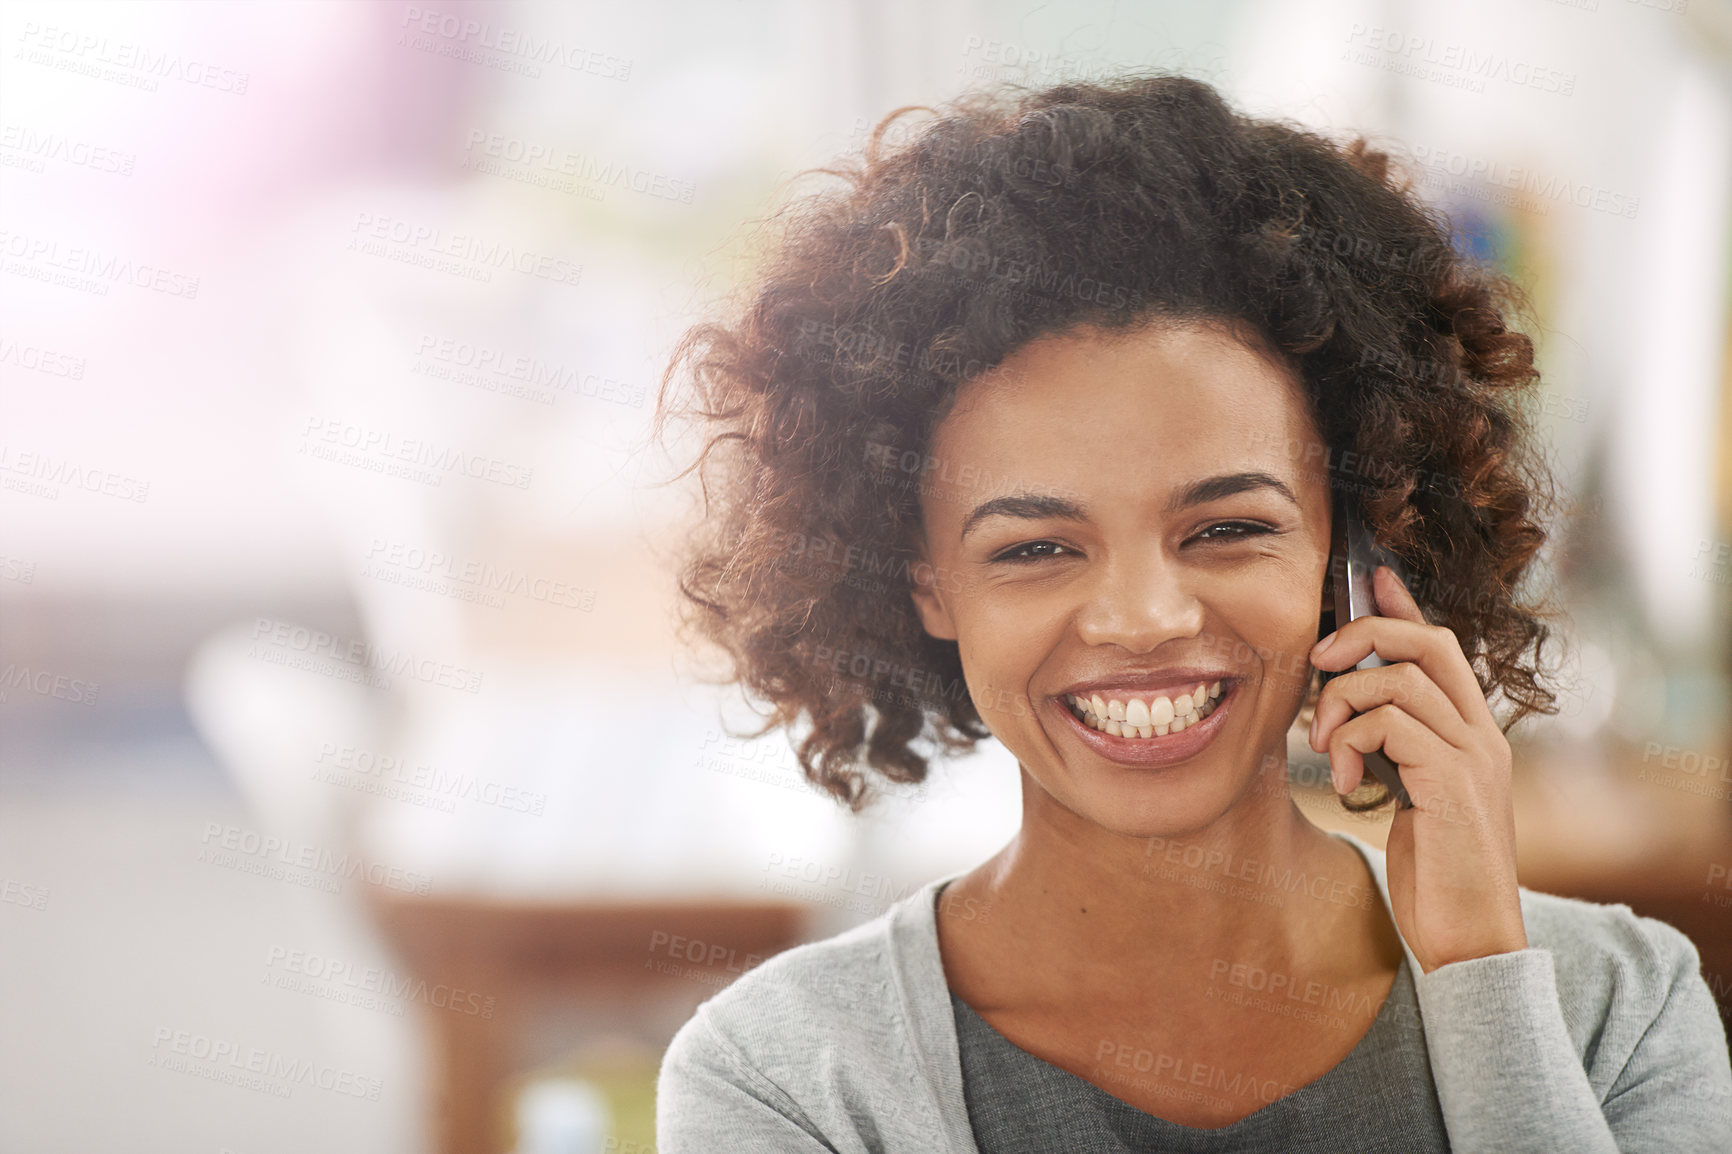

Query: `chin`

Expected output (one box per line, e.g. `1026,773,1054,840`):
1052,770,1246,842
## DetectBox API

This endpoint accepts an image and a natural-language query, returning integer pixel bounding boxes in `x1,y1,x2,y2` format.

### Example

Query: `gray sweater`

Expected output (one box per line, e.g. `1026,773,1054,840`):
655,831,1732,1151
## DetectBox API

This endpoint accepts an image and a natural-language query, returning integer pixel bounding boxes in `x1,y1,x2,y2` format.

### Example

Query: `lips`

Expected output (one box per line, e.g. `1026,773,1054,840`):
1056,668,1240,702
1052,678,1240,768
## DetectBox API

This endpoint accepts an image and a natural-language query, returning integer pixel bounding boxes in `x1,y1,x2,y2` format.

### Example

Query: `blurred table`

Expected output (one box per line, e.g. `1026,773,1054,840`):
370,895,810,1154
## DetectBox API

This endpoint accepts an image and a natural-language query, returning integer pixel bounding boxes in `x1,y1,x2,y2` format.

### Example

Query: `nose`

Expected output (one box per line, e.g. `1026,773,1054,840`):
1072,551,1206,653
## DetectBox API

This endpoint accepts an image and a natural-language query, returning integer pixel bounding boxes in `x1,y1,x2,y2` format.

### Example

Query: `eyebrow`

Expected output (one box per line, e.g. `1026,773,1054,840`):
958,471,1300,542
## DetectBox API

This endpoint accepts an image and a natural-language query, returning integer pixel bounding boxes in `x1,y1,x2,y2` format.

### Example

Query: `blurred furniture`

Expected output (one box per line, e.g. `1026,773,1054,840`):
370,895,808,1154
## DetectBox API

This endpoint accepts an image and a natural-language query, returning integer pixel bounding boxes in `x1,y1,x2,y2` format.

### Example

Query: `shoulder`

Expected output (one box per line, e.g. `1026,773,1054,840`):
1516,884,1704,1002
1513,883,1725,1069
656,887,938,1138
684,902,904,1047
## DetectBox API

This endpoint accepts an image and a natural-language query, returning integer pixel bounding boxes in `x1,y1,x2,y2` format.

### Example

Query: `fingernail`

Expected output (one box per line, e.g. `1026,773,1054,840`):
1311,631,1336,658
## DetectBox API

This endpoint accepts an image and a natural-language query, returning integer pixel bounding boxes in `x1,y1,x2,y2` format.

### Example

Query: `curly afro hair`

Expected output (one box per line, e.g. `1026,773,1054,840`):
654,73,1566,814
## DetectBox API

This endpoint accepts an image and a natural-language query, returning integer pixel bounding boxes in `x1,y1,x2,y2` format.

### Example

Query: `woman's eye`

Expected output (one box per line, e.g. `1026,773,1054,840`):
1194,521,1275,542
990,525,1274,562
992,540,1073,563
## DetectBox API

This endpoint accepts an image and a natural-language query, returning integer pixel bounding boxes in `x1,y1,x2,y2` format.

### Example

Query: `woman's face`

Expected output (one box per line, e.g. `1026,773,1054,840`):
911,318,1332,837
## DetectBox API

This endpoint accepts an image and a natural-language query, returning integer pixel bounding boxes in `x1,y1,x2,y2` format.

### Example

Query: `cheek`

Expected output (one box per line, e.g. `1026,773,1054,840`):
1217,577,1324,700
951,596,1059,719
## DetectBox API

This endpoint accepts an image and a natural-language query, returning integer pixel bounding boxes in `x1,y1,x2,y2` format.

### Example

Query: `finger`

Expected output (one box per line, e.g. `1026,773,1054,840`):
1311,661,1472,755
1373,564,1427,624
1310,613,1489,728
1326,705,1455,800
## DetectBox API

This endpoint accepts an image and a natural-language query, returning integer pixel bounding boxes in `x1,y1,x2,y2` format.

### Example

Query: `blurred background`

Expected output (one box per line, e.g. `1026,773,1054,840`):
1,0,1728,1150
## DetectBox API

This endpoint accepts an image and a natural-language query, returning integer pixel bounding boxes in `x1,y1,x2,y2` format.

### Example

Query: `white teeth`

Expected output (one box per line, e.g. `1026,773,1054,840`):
1067,680,1231,741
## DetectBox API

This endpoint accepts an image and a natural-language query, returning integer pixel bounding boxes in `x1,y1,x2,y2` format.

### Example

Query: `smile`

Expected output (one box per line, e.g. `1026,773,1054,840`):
1064,682,1222,738
1054,680,1238,767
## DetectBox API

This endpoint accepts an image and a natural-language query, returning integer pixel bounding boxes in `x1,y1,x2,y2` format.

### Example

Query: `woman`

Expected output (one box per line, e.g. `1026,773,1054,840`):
652,75,1731,1151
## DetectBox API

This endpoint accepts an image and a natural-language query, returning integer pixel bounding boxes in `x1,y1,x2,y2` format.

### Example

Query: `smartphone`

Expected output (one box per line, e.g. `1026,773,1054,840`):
1322,490,1414,809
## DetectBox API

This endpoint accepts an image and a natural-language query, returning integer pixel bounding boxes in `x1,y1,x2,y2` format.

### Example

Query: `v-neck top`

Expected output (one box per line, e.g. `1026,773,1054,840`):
656,830,1732,1153
949,948,1451,1151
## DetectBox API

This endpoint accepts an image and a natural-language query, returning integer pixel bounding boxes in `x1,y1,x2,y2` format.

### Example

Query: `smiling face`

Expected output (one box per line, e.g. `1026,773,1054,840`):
910,318,1333,838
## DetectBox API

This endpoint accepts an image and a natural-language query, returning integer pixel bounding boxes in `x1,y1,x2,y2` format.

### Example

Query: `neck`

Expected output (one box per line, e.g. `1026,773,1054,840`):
972,765,1375,984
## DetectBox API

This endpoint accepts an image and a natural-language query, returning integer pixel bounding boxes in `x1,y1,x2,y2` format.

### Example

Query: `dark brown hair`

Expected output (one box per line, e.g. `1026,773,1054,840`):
654,73,1565,813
